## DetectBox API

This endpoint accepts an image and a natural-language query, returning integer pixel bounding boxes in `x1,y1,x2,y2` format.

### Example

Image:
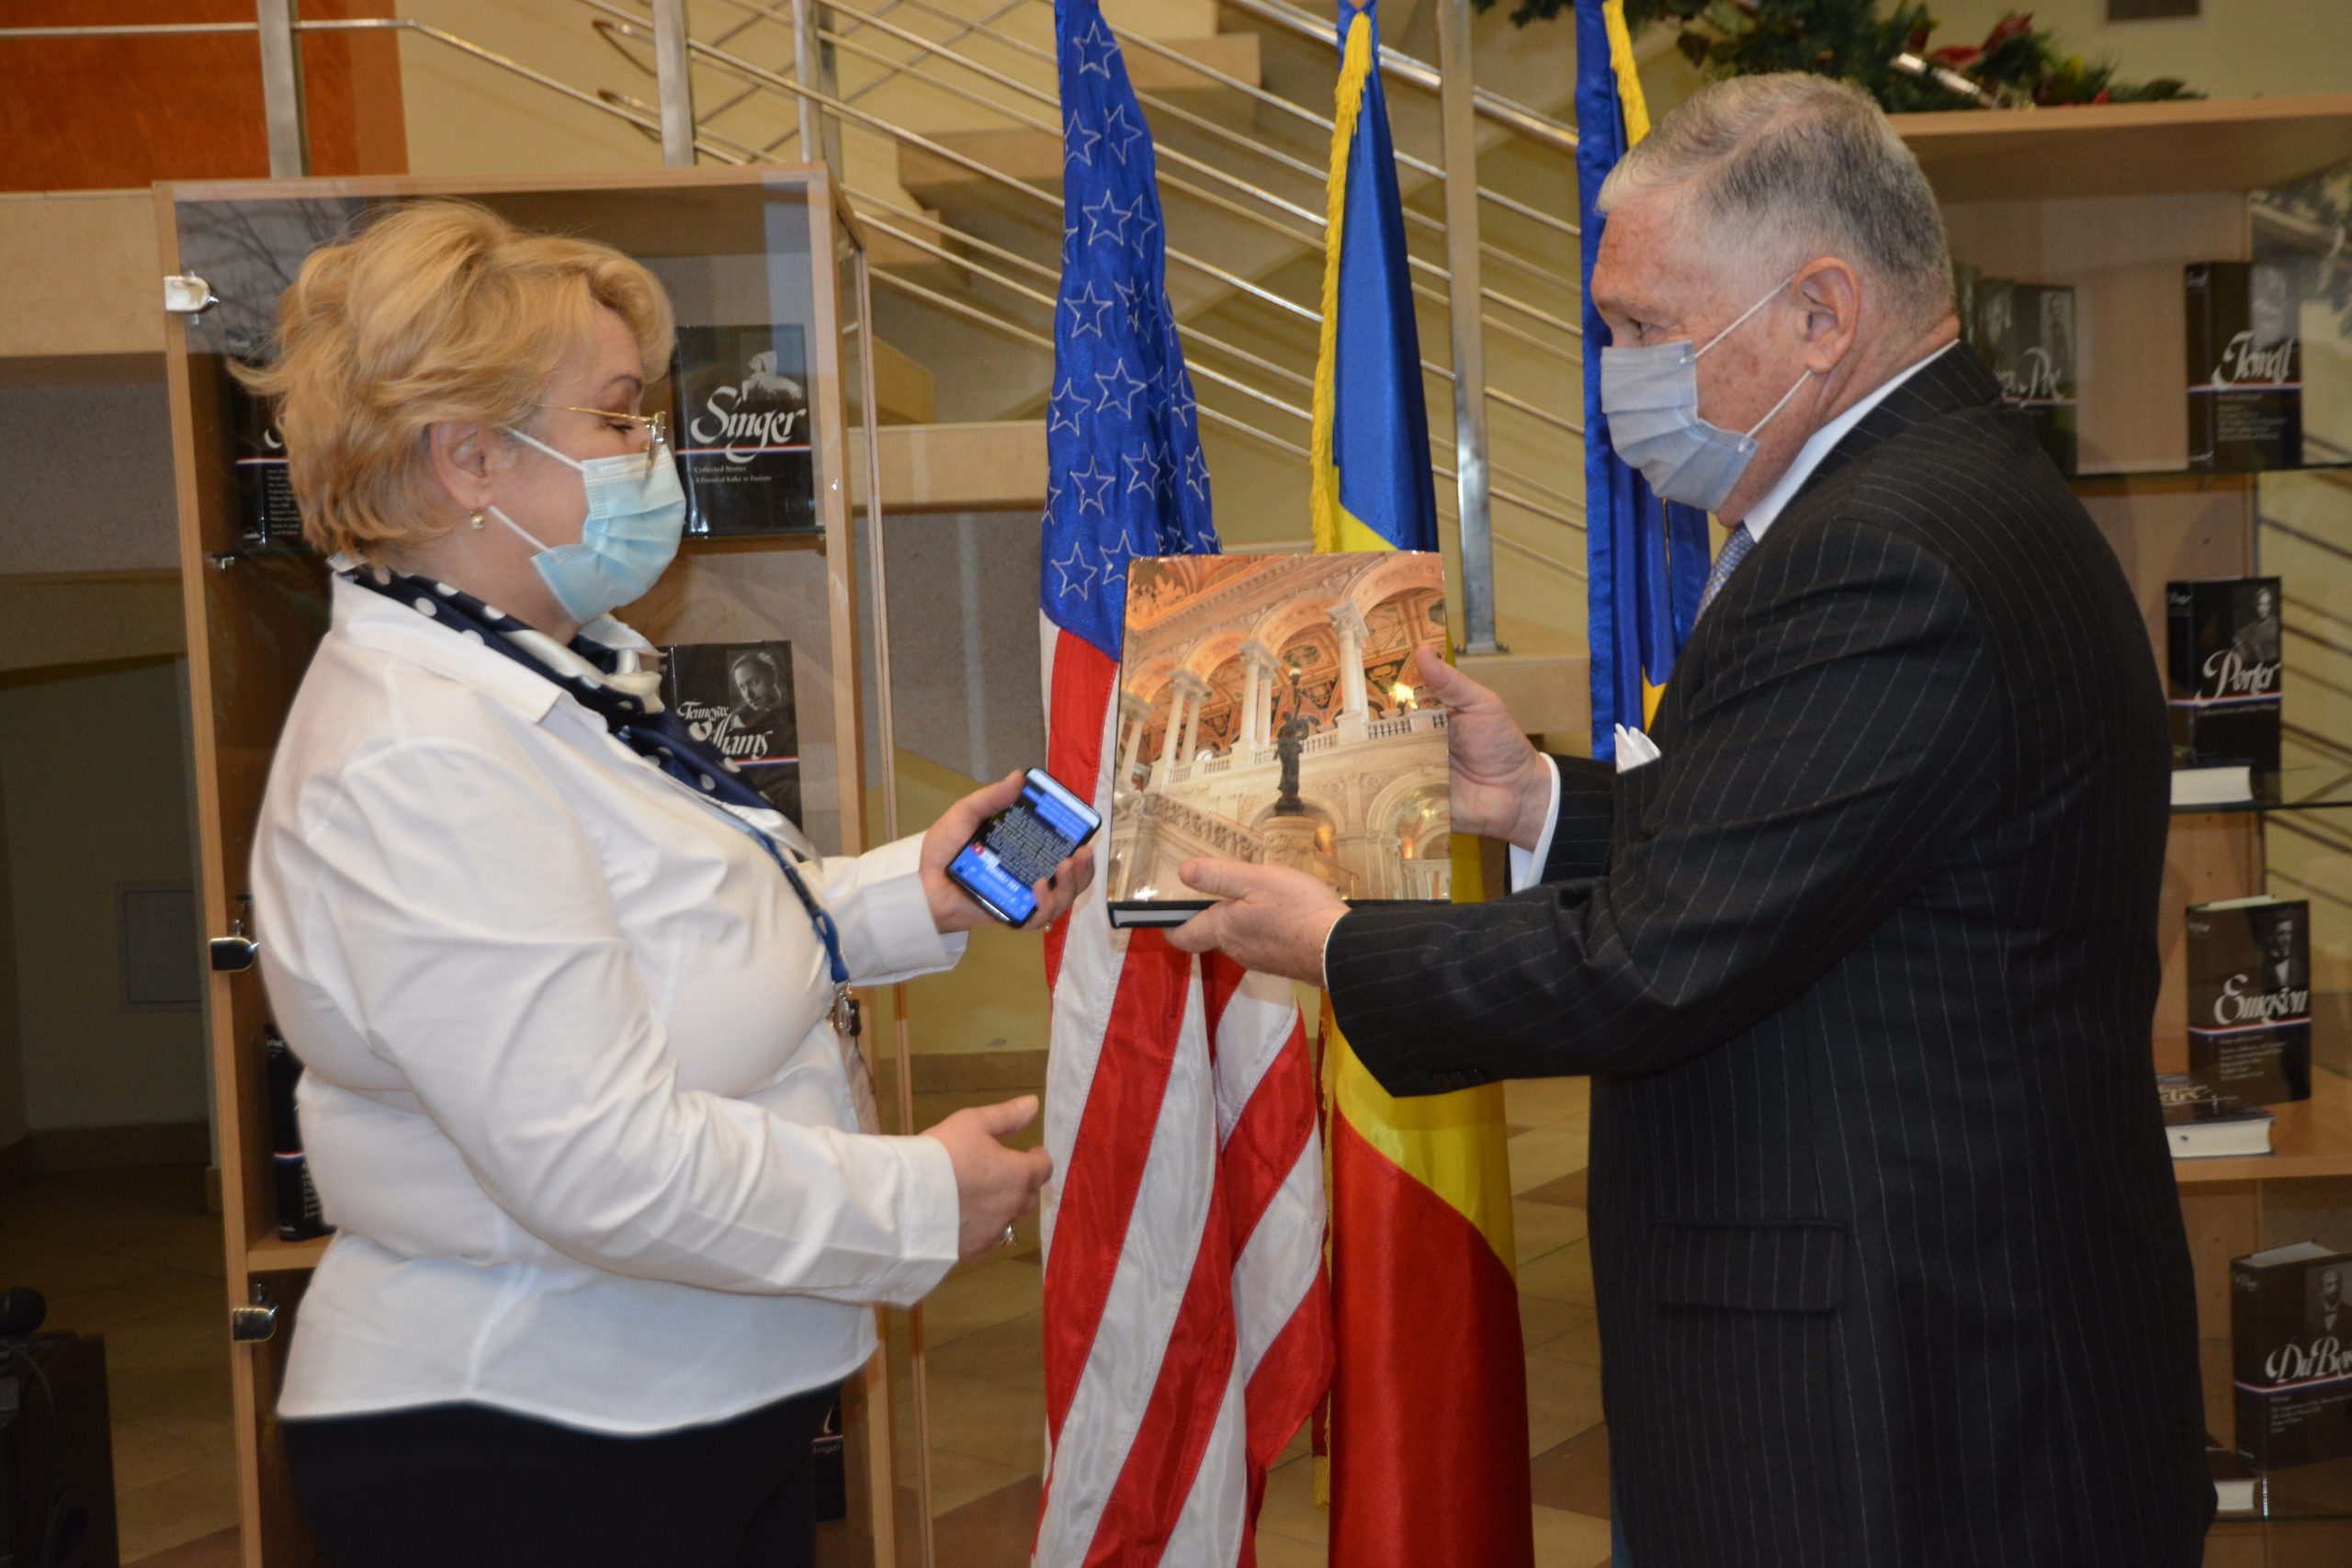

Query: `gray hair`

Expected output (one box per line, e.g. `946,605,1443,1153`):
1597,73,1952,329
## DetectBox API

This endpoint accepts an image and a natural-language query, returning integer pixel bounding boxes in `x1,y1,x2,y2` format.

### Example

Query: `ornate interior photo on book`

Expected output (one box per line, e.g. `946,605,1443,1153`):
1106,551,1451,927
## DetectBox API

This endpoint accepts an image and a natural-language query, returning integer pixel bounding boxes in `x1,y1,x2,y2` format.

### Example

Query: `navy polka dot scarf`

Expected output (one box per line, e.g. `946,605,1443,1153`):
341,560,854,997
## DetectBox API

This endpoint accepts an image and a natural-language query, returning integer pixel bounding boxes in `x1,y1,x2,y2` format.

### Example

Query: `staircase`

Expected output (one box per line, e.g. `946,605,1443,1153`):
572,0,1596,723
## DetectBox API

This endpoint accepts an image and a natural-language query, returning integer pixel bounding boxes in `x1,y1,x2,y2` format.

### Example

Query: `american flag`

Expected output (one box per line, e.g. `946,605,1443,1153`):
1034,3,1332,1562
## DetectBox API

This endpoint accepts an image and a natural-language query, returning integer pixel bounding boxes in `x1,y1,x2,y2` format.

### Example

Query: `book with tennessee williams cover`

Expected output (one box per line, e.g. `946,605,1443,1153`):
1106,551,1453,929
2167,577,2283,773
669,324,817,536
2187,895,2312,1107
2233,1240,2352,1470
2187,261,2303,472
660,640,801,820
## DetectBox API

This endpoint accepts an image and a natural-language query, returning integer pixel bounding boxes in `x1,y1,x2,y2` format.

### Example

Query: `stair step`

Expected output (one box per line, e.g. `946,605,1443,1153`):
851,333,939,425
849,420,1045,512
1125,31,1260,96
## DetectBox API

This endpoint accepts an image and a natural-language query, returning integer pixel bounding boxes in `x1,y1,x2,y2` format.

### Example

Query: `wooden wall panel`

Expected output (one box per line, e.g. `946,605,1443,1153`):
0,0,405,192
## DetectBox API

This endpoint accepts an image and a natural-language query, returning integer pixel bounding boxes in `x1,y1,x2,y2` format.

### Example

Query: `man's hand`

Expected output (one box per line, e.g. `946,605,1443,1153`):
1417,647,1551,850
921,771,1097,934
1163,859,1347,985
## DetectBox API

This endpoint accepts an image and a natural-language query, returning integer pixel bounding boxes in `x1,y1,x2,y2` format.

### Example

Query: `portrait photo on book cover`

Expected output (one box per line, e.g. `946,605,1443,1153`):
1107,550,1451,916
2311,1263,2348,1345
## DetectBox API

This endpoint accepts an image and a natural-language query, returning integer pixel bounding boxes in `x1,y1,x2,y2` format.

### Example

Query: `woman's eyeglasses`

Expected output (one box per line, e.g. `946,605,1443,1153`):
537,405,671,478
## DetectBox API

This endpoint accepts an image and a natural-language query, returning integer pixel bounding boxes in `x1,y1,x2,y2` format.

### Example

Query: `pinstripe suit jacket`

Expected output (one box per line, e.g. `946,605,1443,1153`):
1328,349,2211,1567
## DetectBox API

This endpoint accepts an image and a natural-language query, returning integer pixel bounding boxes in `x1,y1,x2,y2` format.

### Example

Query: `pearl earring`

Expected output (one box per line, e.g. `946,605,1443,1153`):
469,511,485,530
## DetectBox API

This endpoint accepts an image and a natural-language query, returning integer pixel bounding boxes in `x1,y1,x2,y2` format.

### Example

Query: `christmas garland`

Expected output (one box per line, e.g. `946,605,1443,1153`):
1477,1,2199,110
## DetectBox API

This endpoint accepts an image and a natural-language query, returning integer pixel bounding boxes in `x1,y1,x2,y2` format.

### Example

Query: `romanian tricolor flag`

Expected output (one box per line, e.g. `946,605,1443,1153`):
1309,4,1534,1563
1577,0,1712,750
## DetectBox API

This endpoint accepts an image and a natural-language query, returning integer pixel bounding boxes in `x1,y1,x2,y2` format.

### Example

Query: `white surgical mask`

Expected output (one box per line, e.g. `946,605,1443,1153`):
1600,268,1815,513
492,426,687,624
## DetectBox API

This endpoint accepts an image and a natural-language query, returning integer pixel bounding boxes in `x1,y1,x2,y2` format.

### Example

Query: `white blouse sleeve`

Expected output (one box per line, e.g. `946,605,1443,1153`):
307,738,959,1305
806,832,969,987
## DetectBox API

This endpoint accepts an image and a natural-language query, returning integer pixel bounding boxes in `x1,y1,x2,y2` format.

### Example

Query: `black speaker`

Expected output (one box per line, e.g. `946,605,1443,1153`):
0,1330,119,1568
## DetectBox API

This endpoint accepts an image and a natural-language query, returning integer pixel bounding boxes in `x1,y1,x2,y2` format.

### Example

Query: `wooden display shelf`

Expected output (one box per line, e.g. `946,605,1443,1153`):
2175,1068,2352,1186
246,1235,332,1272
1895,94,2352,203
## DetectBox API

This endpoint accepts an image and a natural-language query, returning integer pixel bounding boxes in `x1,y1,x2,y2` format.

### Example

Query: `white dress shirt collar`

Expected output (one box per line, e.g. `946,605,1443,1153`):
1739,342,1955,542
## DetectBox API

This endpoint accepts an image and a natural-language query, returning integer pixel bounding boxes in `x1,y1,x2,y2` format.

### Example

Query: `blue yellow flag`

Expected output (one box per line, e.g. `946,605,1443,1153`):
1577,0,1711,754
1312,6,1534,1564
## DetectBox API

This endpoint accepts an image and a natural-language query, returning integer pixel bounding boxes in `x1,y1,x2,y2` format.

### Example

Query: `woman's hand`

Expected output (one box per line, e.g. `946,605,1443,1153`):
921,772,1097,934
922,1095,1054,1260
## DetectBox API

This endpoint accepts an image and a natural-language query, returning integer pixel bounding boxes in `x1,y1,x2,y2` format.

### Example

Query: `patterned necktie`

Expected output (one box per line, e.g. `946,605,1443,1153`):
1698,523,1757,616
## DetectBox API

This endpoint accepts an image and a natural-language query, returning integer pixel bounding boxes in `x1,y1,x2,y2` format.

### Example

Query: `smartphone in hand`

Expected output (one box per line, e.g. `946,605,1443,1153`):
947,768,1102,925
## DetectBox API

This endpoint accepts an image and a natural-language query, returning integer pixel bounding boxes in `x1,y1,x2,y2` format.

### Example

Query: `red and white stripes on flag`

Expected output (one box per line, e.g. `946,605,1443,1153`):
1035,623,1333,1567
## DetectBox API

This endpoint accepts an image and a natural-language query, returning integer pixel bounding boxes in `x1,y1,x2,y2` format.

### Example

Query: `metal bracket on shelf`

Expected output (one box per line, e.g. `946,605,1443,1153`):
209,916,259,974
230,1281,279,1343
206,551,244,570
162,275,220,316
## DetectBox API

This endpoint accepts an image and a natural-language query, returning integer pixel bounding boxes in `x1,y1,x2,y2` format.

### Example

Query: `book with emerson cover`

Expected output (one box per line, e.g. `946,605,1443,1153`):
1105,551,1453,930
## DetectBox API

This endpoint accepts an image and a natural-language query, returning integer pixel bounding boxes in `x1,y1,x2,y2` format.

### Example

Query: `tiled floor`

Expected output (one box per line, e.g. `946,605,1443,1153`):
1,1077,1611,1568
927,1073,1614,1568
0,1164,242,1565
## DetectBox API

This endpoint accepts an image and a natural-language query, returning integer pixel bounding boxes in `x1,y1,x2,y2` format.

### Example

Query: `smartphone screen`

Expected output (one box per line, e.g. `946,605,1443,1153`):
947,768,1102,925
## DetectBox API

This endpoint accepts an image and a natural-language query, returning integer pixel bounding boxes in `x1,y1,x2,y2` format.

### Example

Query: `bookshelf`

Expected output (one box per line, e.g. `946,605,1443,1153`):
161,166,921,1568
1903,93,2352,1564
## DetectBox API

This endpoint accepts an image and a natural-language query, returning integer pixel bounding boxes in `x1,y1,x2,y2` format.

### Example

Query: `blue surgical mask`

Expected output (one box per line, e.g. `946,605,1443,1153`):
492,426,686,623
1600,268,1815,513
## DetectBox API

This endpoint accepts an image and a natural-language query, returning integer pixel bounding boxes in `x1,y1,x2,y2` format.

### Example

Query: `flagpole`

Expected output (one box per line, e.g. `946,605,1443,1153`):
1435,0,1500,655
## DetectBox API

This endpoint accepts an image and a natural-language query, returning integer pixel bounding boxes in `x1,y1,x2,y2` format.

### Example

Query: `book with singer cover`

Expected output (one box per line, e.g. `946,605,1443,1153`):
1105,551,1453,929
660,640,801,819
669,324,817,536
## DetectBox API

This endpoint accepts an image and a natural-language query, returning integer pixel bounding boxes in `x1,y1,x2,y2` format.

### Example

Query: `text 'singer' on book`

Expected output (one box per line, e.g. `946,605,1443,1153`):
2187,896,2312,1107
1106,551,1453,928
671,324,817,536
2233,1241,2352,1470
2166,577,2282,773
661,640,801,821
2187,261,2304,472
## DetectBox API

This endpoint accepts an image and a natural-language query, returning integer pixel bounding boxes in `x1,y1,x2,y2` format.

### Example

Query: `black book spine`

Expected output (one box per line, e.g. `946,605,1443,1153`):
264,1025,332,1242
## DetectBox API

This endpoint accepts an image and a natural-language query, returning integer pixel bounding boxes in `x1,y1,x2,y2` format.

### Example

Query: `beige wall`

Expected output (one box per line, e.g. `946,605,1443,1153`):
1928,0,2352,104
395,0,664,177
0,657,209,1134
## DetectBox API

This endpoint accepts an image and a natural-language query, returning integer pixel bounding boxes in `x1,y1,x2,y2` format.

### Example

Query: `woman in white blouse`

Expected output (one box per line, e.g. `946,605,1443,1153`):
243,200,1086,1568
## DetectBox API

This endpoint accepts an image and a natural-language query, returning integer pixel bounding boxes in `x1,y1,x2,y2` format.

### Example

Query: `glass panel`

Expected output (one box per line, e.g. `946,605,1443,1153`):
2256,158,2352,1092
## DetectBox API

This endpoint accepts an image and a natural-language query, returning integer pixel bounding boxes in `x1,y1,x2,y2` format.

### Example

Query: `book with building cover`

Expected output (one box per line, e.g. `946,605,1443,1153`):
669,324,817,536
2187,896,2312,1106
660,640,800,819
265,1024,331,1243
2187,261,2303,471
1973,276,2078,474
223,359,305,551
2167,577,2283,774
1105,551,1452,929
2233,1240,2352,1471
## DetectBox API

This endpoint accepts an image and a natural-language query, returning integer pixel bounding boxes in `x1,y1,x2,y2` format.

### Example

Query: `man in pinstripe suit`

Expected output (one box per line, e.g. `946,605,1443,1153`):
1173,73,2211,1566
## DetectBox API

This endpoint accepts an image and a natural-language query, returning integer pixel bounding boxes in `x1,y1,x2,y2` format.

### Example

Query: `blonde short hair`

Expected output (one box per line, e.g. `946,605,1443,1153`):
238,198,674,558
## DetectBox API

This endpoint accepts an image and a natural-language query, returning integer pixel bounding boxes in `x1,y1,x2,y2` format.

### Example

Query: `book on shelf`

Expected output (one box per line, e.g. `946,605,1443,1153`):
264,1024,331,1243
2187,896,2312,1106
2207,1438,2264,1514
659,640,801,820
669,323,817,537
1973,276,2077,475
2233,1240,2352,1471
2156,1073,2276,1159
1106,551,1452,929
2186,261,2303,472
2166,577,2282,774
223,359,305,552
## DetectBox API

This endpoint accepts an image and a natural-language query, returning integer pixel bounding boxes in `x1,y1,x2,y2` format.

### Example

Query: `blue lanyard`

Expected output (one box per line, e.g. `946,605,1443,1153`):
726,810,849,989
